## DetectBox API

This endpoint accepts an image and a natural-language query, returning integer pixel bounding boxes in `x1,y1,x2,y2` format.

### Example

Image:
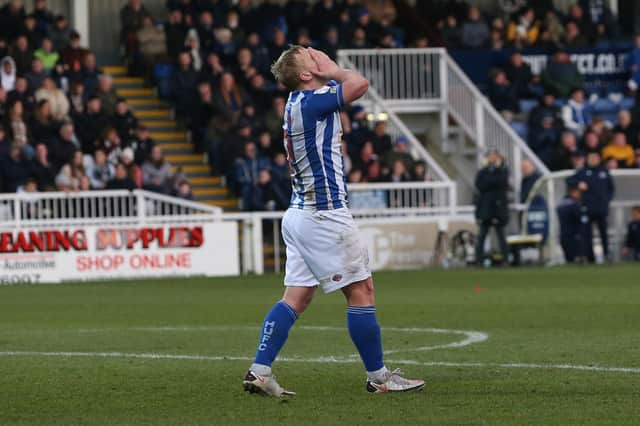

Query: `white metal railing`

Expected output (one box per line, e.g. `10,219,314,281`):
0,189,222,228
348,181,456,213
523,170,640,264
337,48,550,197
338,54,451,184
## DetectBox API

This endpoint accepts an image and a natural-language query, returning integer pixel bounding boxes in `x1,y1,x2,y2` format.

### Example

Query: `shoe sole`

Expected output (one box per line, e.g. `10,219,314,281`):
368,382,426,393
243,381,270,396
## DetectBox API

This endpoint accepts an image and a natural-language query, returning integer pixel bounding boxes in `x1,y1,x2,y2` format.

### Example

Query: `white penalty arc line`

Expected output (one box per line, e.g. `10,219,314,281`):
64,325,490,355
1,350,639,374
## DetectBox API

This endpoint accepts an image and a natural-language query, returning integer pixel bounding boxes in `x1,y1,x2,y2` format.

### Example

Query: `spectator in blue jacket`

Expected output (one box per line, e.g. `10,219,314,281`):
571,151,615,262
556,182,588,263
623,206,640,261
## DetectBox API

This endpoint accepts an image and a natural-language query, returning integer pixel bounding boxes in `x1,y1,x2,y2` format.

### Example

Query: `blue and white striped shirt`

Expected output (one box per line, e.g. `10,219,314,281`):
283,81,348,211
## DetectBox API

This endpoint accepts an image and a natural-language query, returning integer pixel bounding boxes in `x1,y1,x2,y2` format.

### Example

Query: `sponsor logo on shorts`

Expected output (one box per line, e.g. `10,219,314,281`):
332,274,343,282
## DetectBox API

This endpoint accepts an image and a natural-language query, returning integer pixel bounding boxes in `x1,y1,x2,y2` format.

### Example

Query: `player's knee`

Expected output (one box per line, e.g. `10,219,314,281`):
283,290,314,315
343,277,375,306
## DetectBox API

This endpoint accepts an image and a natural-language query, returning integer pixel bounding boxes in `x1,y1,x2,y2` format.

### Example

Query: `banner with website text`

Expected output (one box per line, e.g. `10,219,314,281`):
0,222,239,284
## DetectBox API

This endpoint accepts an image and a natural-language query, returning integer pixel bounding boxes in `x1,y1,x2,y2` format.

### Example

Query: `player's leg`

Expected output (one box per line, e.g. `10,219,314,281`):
342,277,425,393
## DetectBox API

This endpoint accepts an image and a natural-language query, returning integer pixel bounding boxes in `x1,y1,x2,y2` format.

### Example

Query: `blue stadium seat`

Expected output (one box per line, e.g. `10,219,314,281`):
619,97,635,111
154,64,175,99
591,98,618,115
511,121,528,140
519,99,538,114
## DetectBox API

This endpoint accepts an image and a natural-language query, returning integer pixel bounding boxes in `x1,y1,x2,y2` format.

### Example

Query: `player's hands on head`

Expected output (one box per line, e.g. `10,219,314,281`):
308,47,339,79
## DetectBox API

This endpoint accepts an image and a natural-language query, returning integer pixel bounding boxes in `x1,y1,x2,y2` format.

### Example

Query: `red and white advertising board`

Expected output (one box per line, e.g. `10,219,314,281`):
0,222,239,284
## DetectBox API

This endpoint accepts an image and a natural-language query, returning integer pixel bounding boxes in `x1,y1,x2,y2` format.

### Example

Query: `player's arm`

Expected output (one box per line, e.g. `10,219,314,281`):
308,47,369,104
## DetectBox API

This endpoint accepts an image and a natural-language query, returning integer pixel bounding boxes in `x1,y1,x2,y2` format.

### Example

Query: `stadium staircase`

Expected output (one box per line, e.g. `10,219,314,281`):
103,66,238,210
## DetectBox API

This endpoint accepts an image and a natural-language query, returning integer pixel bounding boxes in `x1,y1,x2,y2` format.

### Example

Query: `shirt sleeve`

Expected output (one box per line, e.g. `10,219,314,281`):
304,83,344,119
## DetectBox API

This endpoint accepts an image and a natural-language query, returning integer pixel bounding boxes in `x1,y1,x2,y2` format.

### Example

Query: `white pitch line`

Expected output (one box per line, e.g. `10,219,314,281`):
1,350,639,374
40,325,490,355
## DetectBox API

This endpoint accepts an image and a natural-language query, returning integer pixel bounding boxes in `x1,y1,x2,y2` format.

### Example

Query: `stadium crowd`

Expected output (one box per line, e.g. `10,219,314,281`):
0,0,195,200
121,0,432,211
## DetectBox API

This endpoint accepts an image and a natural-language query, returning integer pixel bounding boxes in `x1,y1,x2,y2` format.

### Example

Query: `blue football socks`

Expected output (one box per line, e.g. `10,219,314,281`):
252,301,298,372
346,305,385,373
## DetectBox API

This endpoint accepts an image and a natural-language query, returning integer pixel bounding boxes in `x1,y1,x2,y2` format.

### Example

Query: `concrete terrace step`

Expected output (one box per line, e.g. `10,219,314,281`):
192,187,228,197
140,120,178,128
117,88,155,97
159,142,192,151
135,110,172,119
173,164,209,174
190,176,221,186
165,154,203,164
202,199,239,209
103,66,127,76
128,98,167,107
112,76,144,86
151,131,187,141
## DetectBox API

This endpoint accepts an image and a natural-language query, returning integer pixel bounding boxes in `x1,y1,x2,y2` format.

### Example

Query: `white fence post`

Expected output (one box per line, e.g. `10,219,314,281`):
251,215,264,274
474,98,485,166
438,50,449,151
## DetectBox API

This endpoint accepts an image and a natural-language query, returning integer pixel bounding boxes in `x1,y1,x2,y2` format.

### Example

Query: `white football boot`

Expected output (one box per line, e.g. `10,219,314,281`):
243,370,296,397
366,368,425,393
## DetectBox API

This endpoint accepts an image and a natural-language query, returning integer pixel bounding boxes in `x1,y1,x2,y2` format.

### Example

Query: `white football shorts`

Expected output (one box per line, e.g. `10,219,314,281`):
281,207,371,293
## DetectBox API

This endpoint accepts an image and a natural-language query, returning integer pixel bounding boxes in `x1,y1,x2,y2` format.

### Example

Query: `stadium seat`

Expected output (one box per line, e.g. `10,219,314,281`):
519,99,538,115
619,97,635,111
511,121,528,140
592,98,619,115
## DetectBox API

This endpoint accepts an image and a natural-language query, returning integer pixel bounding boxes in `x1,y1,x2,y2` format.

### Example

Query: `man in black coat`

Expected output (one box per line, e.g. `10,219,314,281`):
474,149,510,264
623,206,640,261
571,151,615,262
556,182,588,263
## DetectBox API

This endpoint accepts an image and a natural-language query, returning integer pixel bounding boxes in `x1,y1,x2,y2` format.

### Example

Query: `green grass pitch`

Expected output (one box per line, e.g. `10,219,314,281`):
1,266,639,425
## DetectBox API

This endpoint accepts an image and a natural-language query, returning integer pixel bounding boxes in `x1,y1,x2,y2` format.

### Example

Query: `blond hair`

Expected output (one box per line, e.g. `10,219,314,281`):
271,45,305,91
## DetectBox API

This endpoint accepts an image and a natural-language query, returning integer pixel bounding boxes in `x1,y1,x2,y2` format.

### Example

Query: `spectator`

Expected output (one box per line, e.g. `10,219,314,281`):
81,52,100,95
441,15,462,48
562,20,589,49
164,9,187,60
213,71,248,122
142,145,174,194
50,122,78,171
120,0,151,51
120,147,143,188
371,120,392,156
586,116,612,148
541,10,565,46
461,5,489,48
504,52,536,99
128,124,155,165
29,99,59,144
84,148,114,189
488,69,519,120
60,31,90,68
582,130,603,153
11,36,33,75
31,143,56,191
562,88,591,137
1,56,16,91
185,28,203,72
96,75,118,117
627,33,640,91
506,7,540,48
111,98,138,142
623,206,640,261
572,151,614,262
25,58,46,91
68,80,85,117
0,144,29,192
552,131,580,171
173,178,194,201
520,159,541,203
98,126,124,166
556,182,588,263
106,162,137,191
541,51,583,98
387,159,411,183
48,15,71,51
233,141,269,197
35,77,69,121
55,149,85,191
384,136,414,175
136,15,167,80
33,37,58,71
612,110,638,149
355,141,378,174
33,0,54,33
264,96,286,141
76,95,109,154
529,113,559,167
270,151,292,208
4,99,32,159
474,149,510,265
318,27,340,60
171,51,199,120
244,168,288,211
602,131,635,168
412,160,427,181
